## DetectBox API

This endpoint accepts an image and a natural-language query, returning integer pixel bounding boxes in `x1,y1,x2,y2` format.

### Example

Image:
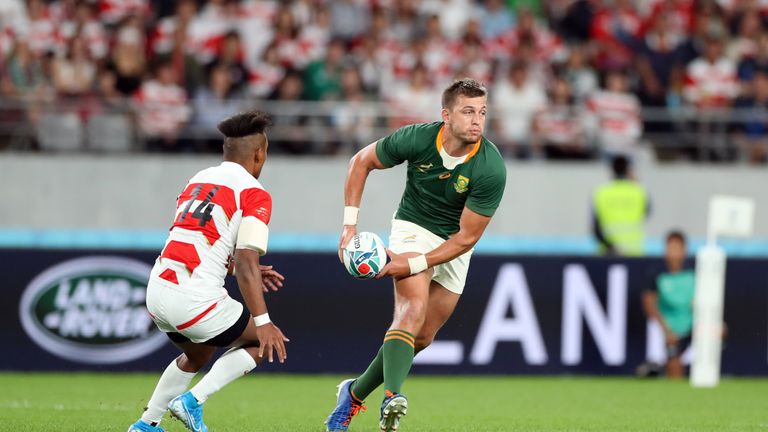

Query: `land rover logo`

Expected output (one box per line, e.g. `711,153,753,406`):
19,256,168,364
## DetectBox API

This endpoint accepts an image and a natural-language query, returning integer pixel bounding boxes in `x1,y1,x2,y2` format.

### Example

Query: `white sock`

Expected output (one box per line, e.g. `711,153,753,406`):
141,359,197,425
190,348,257,404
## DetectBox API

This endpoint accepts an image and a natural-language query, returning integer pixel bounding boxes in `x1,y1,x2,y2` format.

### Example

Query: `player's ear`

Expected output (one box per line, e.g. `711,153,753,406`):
441,107,450,123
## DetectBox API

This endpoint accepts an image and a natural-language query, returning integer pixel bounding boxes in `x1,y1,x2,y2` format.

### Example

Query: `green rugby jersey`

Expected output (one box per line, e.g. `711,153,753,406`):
653,269,695,337
375,122,507,239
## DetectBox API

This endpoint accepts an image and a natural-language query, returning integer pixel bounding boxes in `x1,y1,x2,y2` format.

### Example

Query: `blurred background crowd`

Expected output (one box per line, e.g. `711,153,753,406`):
2,0,768,161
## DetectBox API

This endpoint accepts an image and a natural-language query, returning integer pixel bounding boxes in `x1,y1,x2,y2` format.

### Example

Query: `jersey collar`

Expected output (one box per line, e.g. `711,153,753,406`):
435,125,482,164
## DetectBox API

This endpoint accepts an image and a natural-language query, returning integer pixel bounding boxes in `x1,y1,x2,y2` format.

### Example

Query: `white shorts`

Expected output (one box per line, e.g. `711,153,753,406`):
145,279,245,344
388,219,472,295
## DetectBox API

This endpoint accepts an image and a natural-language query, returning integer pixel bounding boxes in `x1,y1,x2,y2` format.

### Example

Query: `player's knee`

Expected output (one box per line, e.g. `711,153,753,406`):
414,335,434,353
176,353,208,372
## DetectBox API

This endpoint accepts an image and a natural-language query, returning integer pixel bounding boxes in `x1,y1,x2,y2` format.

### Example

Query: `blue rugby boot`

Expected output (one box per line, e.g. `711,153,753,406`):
168,391,208,432
379,390,408,432
127,419,166,432
325,379,366,431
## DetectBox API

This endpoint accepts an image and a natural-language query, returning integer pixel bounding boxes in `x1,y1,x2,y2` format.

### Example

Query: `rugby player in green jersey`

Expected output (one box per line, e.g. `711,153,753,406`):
325,78,507,432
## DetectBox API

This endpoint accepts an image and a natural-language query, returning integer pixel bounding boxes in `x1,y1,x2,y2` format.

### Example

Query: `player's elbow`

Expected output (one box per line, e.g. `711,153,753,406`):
454,232,480,252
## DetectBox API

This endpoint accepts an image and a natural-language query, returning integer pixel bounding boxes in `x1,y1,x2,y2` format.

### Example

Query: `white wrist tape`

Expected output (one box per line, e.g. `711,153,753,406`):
253,313,271,326
407,254,428,275
343,206,359,226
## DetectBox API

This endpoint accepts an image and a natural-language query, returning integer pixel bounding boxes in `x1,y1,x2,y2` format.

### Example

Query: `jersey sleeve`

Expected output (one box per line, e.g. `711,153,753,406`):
236,188,272,255
240,188,272,224
465,163,507,217
375,125,418,167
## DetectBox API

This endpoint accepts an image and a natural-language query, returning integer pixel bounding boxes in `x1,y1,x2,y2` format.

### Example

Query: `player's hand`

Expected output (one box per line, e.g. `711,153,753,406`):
338,224,357,263
376,249,411,279
256,322,289,364
259,265,285,292
664,329,678,346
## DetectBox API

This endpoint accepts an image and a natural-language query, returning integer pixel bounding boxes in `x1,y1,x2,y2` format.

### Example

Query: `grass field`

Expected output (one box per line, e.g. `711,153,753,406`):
1,373,766,431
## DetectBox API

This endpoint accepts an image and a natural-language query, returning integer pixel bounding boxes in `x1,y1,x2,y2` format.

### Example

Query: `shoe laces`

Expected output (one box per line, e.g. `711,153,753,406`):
342,400,366,427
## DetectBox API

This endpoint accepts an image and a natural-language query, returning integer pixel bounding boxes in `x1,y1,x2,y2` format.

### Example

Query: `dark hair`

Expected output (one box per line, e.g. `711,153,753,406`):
666,230,686,244
611,155,630,178
442,78,487,109
217,110,272,138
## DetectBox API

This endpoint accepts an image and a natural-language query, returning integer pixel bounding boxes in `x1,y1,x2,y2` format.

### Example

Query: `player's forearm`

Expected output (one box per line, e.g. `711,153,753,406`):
642,293,670,332
235,257,268,316
425,233,479,269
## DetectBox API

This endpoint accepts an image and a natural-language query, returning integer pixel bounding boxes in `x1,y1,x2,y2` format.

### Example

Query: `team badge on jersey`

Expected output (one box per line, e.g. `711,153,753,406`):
454,175,470,193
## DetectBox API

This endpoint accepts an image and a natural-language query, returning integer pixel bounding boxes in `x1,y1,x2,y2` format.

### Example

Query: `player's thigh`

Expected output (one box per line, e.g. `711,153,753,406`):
415,281,461,349
391,259,433,330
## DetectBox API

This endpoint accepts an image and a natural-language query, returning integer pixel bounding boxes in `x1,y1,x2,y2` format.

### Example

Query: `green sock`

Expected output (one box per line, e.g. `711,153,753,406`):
350,346,384,402
382,329,415,395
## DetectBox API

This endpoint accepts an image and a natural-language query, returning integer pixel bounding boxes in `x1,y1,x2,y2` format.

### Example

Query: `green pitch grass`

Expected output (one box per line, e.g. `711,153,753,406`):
0,373,766,431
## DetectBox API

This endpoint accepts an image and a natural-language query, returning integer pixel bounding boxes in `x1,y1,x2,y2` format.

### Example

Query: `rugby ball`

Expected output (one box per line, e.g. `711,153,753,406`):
342,232,387,279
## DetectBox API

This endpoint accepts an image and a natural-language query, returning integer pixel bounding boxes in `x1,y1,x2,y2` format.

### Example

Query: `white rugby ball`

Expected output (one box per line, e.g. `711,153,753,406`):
342,232,387,279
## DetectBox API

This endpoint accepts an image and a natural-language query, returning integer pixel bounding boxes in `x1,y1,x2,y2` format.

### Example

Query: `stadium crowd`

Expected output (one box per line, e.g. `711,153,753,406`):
1,0,768,161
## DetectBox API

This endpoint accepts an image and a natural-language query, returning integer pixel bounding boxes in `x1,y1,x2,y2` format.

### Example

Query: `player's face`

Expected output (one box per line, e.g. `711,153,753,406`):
445,95,487,145
665,238,686,268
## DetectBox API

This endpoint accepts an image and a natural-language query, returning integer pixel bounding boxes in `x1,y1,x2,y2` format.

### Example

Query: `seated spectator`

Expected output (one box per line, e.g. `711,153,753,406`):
268,71,311,154
302,39,345,101
590,0,642,71
733,71,768,163
332,65,376,153
563,44,598,102
727,9,762,62
479,0,515,40
491,61,546,158
135,60,191,152
52,36,96,97
738,32,768,83
532,76,592,159
387,63,440,128
59,1,107,61
2,40,48,98
329,0,369,42
642,231,695,379
586,68,642,158
194,64,243,151
248,43,286,99
684,32,740,109
106,22,146,96
207,31,249,93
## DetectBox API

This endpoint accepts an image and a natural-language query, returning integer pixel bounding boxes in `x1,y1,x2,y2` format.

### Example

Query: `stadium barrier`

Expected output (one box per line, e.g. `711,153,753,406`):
2,249,766,375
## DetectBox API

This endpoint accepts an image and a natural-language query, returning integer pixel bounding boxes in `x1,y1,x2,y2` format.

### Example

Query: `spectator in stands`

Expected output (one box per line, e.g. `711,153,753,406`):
333,65,376,153
194,64,243,151
492,61,546,158
684,29,740,159
208,31,249,93
532,76,591,159
586,68,642,159
479,0,515,39
268,71,311,154
52,36,96,97
733,71,768,163
642,230,695,379
59,1,107,61
136,60,190,152
590,0,642,71
248,43,286,99
727,8,762,63
2,40,48,98
738,32,768,83
563,44,598,102
302,38,345,101
387,63,440,128
329,0,369,42
106,22,146,96
592,155,650,256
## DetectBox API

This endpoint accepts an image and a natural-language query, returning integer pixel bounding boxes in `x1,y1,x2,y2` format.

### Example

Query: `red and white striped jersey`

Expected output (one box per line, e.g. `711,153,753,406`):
683,57,740,107
150,162,272,300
